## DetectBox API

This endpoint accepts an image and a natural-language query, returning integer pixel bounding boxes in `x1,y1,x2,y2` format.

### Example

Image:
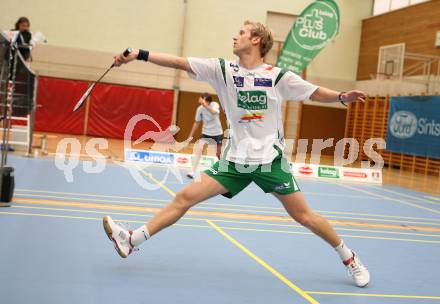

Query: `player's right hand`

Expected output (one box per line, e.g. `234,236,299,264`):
113,49,139,67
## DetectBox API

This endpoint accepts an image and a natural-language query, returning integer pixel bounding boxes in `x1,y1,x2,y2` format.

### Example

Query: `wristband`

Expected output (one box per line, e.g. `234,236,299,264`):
338,92,347,107
137,49,149,61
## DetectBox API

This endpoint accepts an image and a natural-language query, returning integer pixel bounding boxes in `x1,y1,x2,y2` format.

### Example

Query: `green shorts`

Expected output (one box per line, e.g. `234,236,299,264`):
204,156,300,198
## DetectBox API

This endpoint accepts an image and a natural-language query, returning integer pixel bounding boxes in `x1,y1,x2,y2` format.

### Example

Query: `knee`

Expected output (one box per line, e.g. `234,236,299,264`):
173,189,195,211
294,212,316,228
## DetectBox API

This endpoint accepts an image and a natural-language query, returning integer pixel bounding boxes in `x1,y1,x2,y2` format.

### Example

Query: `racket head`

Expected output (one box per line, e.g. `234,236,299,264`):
73,83,96,112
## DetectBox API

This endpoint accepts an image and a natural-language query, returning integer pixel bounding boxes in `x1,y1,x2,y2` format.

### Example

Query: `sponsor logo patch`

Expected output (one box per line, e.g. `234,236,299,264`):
298,166,313,175
389,111,418,139
237,90,268,110
371,172,381,180
230,62,239,72
233,76,244,88
343,171,367,178
274,181,291,191
125,151,174,164
239,112,265,123
318,166,339,178
176,157,189,164
254,78,273,87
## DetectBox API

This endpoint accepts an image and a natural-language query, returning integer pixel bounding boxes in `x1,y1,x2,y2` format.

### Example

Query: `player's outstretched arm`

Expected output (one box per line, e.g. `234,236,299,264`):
310,87,366,104
113,48,193,73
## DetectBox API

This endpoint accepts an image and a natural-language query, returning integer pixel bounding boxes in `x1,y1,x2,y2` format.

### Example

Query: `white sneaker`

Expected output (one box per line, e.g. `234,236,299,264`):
186,171,194,179
344,251,370,287
103,216,135,258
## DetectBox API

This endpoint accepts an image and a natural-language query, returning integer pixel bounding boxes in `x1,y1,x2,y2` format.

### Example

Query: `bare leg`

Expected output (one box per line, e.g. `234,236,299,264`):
147,173,227,236
190,140,207,173
274,192,341,247
216,143,222,160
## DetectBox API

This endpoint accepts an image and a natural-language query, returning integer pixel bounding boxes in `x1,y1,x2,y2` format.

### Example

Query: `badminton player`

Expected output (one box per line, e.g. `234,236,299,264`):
103,20,370,287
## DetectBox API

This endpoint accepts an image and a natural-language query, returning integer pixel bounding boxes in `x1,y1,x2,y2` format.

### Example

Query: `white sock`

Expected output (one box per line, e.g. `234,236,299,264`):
334,241,353,261
130,225,150,247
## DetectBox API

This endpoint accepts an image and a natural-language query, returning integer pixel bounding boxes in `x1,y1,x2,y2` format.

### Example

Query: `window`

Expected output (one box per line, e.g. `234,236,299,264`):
373,0,429,16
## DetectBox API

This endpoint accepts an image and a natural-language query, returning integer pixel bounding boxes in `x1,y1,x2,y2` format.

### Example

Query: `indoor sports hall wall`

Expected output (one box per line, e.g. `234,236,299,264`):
35,77,174,139
0,0,372,88
357,0,440,80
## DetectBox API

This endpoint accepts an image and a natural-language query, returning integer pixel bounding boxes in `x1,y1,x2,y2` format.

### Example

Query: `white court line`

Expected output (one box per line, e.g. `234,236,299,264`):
337,183,440,216
366,186,440,206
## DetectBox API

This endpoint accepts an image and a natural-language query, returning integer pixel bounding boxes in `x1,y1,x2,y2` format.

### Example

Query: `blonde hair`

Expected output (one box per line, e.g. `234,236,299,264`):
244,20,274,58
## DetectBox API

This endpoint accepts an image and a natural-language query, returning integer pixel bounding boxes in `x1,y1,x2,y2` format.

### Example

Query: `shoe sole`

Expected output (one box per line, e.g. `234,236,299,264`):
103,216,128,258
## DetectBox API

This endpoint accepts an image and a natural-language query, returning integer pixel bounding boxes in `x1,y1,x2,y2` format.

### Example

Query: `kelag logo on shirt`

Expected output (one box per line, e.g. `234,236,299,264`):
237,91,268,110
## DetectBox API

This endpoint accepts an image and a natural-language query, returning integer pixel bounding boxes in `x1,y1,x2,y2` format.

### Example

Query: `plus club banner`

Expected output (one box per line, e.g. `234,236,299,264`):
276,0,340,74
386,96,440,159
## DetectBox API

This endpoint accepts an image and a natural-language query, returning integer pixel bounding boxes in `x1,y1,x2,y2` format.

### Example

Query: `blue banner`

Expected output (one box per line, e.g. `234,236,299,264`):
386,96,440,159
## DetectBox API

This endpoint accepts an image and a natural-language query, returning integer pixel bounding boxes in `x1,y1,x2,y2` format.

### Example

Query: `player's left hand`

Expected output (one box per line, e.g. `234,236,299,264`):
341,90,367,103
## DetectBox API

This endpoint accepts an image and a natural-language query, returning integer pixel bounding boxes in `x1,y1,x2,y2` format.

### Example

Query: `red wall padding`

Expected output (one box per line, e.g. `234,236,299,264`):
34,77,174,139
35,77,88,134
87,83,173,140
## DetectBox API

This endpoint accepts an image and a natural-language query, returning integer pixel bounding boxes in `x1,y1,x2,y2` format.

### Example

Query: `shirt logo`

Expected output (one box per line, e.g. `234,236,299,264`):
233,76,244,88
230,63,239,72
239,112,265,123
237,91,268,110
254,78,273,87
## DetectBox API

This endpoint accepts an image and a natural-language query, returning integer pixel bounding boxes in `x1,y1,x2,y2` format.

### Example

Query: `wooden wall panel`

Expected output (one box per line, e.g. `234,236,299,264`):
357,0,440,80
298,104,347,155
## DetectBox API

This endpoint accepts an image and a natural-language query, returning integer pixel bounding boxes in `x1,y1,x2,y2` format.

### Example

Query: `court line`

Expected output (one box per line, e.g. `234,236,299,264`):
207,220,319,304
13,205,440,238
306,291,440,300
337,183,440,215
0,212,440,303
17,193,440,226
367,186,440,206
2,209,439,244
425,195,440,202
0,210,208,229
15,188,440,223
13,198,440,232
222,226,440,244
140,169,177,197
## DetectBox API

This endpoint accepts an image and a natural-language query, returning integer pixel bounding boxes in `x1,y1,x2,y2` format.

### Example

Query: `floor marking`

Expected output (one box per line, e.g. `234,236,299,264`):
425,195,440,202
306,291,440,300
207,220,319,304
15,188,440,223
0,211,208,229
137,166,177,197
12,198,440,233
221,227,440,244
19,192,440,225
337,183,440,215
12,205,440,239
2,209,439,244
368,186,440,205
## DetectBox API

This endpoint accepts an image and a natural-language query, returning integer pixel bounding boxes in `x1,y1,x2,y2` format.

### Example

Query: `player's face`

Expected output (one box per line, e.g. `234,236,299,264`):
233,25,254,56
18,22,30,32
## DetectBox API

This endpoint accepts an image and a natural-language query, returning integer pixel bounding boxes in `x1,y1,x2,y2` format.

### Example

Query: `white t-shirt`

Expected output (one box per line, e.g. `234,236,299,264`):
188,57,318,164
195,102,223,136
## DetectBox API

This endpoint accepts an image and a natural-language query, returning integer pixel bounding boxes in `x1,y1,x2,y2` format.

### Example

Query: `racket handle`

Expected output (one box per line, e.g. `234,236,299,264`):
123,48,132,57
111,48,132,68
